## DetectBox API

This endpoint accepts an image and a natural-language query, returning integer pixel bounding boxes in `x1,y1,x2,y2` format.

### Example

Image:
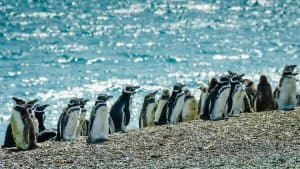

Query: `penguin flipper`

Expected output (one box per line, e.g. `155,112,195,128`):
37,129,57,143
124,102,131,126
1,124,16,148
108,116,115,134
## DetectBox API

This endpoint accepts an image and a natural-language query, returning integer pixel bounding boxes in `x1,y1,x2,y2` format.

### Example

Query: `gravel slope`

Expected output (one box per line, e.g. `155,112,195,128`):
1,109,299,169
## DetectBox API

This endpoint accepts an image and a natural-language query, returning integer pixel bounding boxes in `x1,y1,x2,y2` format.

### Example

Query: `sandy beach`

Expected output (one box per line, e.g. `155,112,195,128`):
1,109,299,169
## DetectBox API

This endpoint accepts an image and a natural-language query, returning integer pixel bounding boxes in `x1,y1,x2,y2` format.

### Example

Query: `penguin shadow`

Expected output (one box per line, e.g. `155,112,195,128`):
4,145,40,152
86,138,109,144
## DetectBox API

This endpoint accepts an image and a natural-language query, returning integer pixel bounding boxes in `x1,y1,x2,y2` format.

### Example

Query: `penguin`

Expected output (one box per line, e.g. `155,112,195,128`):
277,65,298,110
109,85,140,132
154,89,170,126
199,77,219,120
11,103,39,150
167,83,186,124
227,73,246,117
76,98,89,137
139,90,158,128
87,94,113,143
181,89,198,122
2,97,38,148
203,75,231,120
56,98,81,141
31,104,57,143
254,75,274,112
243,79,256,112
197,85,208,118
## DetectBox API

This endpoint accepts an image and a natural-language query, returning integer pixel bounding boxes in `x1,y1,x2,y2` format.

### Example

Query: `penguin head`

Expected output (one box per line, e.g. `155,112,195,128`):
68,97,80,107
78,98,89,108
208,77,218,92
123,85,140,95
173,83,185,92
198,84,208,93
259,75,269,85
283,65,297,74
12,97,38,106
227,70,238,77
184,89,192,97
162,89,170,97
231,74,245,83
12,97,26,105
145,90,158,100
219,75,230,83
243,79,257,94
96,94,113,102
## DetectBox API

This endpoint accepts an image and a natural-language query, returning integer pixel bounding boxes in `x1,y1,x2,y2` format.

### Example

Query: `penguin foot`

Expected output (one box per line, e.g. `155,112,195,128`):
29,143,40,150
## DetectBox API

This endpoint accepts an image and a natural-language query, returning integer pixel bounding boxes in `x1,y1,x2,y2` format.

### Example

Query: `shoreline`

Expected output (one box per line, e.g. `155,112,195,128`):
0,109,299,168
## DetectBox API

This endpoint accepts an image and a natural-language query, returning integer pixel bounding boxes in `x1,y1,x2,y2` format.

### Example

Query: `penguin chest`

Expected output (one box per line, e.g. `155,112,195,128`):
145,102,156,126
11,111,28,149
31,115,39,135
90,107,109,139
211,88,230,120
154,100,168,122
182,98,197,121
231,88,245,116
279,78,297,105
169,94,185,123
199,93,208,115
63,110,80,140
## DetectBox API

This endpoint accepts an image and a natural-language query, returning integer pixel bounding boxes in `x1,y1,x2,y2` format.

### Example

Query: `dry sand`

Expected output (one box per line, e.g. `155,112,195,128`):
1,109,299,169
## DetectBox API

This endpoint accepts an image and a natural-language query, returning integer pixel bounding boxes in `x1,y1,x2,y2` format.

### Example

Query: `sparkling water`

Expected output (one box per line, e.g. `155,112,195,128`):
0,0,299,144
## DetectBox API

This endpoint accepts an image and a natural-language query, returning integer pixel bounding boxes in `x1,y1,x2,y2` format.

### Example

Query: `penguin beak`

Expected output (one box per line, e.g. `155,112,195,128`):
133,86,140,90
27,99,38,105
12,97,26,105
152,90,159,95
239,74,245,78
84,99,89,104
107,95,113,100
42,104,50,110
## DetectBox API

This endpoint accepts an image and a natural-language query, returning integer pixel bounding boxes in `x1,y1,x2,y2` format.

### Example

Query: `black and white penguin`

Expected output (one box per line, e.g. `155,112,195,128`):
87,94,113,143
76,98,89,137
109,85,140,132
203,75,231,120
277,65,298,110
56,98,82,141
31,104,57,143
11,103,39,150
2,97,38,148
254,75,274,112
227,73,246,117
139,90,158,128
167,83,186,124
181,89,198,122
154,89,170,125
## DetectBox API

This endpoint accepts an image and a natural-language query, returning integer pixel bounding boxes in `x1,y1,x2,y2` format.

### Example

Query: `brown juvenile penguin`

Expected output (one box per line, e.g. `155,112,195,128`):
254,75,274,112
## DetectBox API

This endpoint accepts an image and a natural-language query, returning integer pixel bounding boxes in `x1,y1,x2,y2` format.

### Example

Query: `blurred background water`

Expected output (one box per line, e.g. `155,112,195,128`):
0,0,299,144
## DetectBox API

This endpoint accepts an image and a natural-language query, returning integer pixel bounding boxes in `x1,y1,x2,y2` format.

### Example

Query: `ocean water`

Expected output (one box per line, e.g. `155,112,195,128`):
0,0,299,144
